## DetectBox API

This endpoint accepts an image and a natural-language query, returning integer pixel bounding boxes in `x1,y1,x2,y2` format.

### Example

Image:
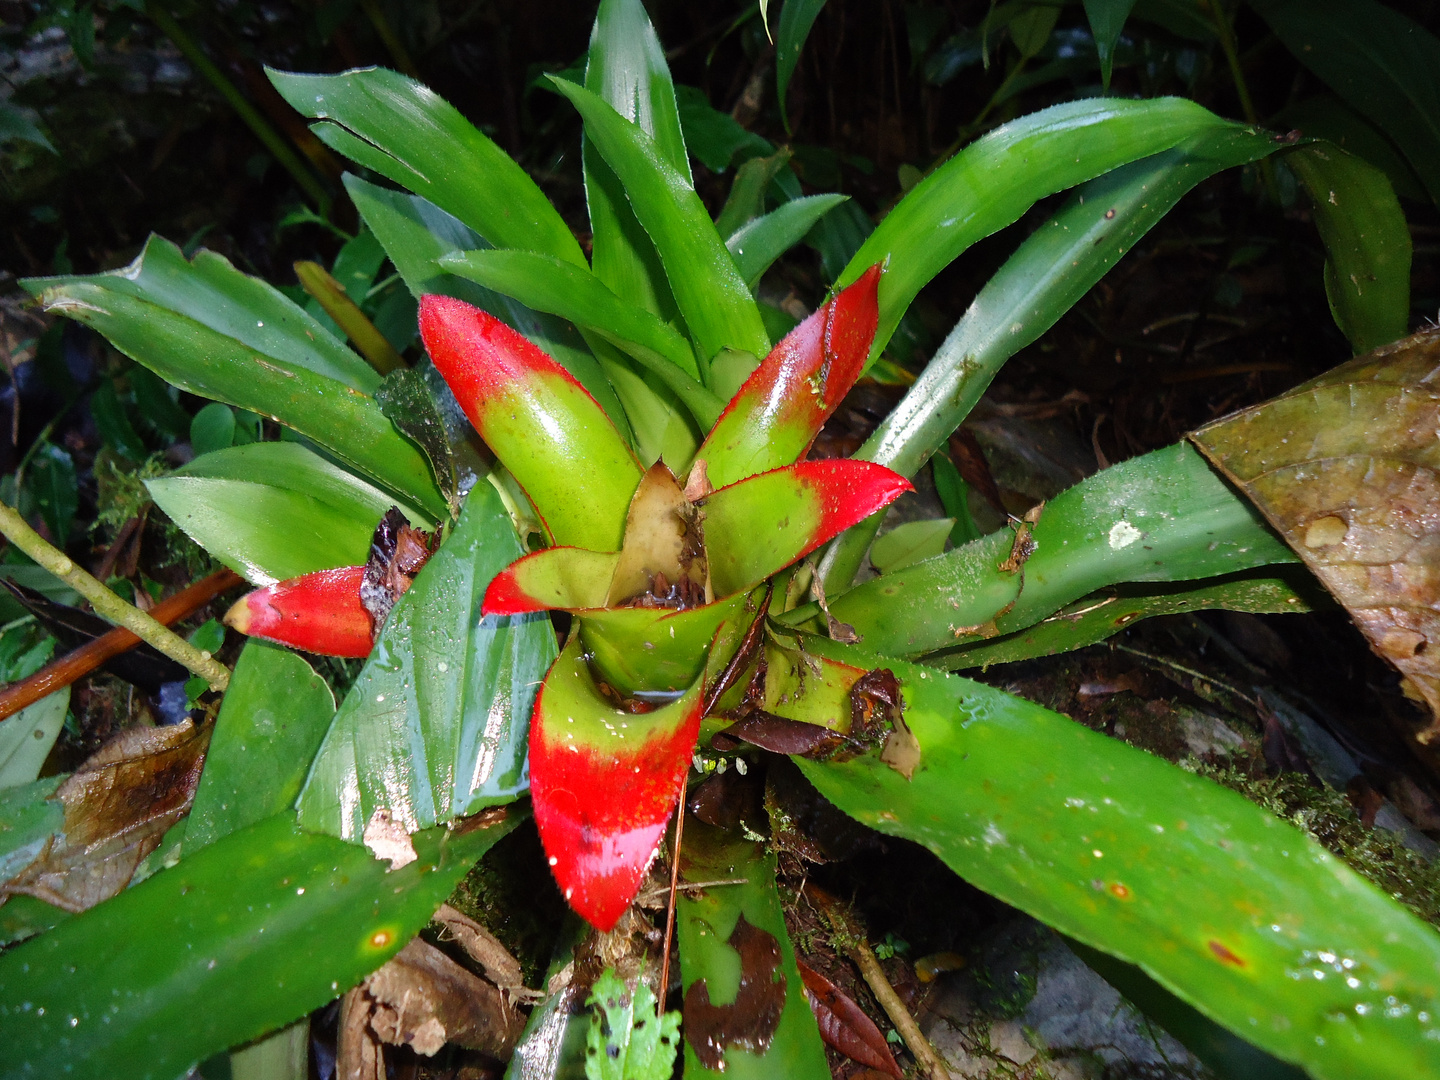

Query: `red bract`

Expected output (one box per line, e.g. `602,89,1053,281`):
224,566,373,658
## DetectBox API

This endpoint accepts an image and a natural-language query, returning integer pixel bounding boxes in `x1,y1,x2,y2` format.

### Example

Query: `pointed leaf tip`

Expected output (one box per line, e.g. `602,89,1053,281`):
700,265,883,489
529,638,703,930
418,294,643,551
225,566,373,657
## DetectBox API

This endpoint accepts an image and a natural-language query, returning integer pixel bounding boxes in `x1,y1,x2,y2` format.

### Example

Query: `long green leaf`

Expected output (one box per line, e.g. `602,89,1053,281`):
820,125,1281,591
185,641,336,851
1083,0,1139,86
550,77,771,370
0,809,519,1080
836,97,1261,363
297,479,555,839
584,0,689,330
927,571,1313,671
809,443,1296,658
791,637,1440,1080
343,174,633,441
1286,143,1411,354
726,194,848,288
25,235,378,393
775,0,828,132
1250,0,1440,207
268,67,584,264
439,250,722,426
677,821,830,1079
36,284,445,519
146,443,412,586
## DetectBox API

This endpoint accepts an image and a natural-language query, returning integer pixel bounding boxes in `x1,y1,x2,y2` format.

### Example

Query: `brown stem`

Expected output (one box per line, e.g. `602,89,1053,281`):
0,568,244,722
808,885,953,1080
657,786,687,1017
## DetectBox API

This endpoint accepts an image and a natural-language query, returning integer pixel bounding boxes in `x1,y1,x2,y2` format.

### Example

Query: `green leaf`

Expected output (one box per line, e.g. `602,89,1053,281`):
813,442,1296,658
439,250,722,427
584,968,681,1080
930,452,981,545
837,97,1262,364
343,174,633,442
89,380,147,462
1250,0,1440,207
1276,94,1427,204
37,283,445,519
0,688,68,789
792,637,1440,1080
726,194,849,289
677,820,830,1079
775,0,828,132
27,443,77,547
185,642,336,851
596,350,704,469
190,402,236,457
146,442,414,586
375,366,460,514
550,77,771,370
673,85,770,173
869,518,953,575
27,235,378,393
297,479,556,839
1286,143,1411,353
0,776,63,882
715,149,794,239
928,571,1315,671
268,67,585,265
0,809,519,1080
1083,0,1138,86
821,125,1282,590
0,100,54,153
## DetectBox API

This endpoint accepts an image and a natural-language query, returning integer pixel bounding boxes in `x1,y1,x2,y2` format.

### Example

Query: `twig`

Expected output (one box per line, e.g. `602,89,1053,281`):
0,567,243,721
0,503,234,697
658,787,686,1018
1111,641,1259,708
807,886,953,1080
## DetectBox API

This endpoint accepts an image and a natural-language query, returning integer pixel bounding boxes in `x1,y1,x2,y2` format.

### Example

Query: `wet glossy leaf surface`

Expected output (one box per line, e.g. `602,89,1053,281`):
676,821,829,1079
1192,329,1440,739
790,636,1440,1080
185,641,336,851
376,367,460,514
297,480,551,839
0,809,519,1080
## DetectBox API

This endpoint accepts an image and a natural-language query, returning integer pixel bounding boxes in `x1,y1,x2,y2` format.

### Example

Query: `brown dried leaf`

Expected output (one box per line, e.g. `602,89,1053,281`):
364,938,523,1058
360,507,440,631
795,959,903,1078
683,915,786,1070
362,807,417,871
1192,329,1440,739
608,461,709,609
432,902,528,994
710,711,845,756
1,721,208,912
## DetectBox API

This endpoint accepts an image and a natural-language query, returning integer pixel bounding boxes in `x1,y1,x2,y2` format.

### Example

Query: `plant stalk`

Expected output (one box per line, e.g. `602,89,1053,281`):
0,503,233,694
658,787,686,1016
294,261,407,374
144,2,333,217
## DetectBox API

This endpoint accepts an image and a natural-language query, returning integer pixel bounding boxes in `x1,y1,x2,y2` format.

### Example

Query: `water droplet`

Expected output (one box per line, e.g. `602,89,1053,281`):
549,856,558,866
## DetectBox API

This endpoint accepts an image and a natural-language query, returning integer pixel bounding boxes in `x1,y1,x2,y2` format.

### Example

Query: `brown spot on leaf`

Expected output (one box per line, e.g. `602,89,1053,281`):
1109,882,1133,900
1208,940,1246,966
683,915,786,1069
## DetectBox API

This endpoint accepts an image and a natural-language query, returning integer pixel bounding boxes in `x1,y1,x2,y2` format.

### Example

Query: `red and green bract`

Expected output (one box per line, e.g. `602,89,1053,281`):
226,265,905,930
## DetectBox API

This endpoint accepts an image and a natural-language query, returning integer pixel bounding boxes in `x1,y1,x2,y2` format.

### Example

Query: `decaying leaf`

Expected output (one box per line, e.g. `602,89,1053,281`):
584,966,681,1080
0,721,208,912
1192,329,1440,740
606,462,708,610
432,902,535,999
359,507,440,632
339,937,524,1077
795,958,903,1078
710,711,844,756
682,915,786,1069
850,669,920,779
375,365,461,514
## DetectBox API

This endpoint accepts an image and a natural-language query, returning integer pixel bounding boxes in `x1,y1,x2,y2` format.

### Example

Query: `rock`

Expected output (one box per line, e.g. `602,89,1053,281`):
988,1018,1036,1065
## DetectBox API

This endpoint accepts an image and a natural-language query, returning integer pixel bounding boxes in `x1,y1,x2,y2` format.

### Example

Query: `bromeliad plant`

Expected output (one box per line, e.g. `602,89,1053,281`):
1,0,1436,1077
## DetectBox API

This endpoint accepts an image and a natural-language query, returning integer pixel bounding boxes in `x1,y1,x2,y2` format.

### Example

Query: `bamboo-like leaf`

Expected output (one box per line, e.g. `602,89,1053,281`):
268,67,584,264
296,480,555,839
836,97,1265,364
146,443,414,586
804,443,1296,658
1286,143,1411,354
789,637,1440,1080
775,0,829,132
185,641,336,850
0,810,519,1080
726,194,849,288
1082,0,1138,86
343,174,633,440
549,77,771,370
820,125,1283,591
677,821,830,1079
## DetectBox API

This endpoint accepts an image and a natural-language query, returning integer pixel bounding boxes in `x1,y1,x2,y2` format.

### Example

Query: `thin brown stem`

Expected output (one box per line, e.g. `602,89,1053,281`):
0,567,243,721
657,786,687,1018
